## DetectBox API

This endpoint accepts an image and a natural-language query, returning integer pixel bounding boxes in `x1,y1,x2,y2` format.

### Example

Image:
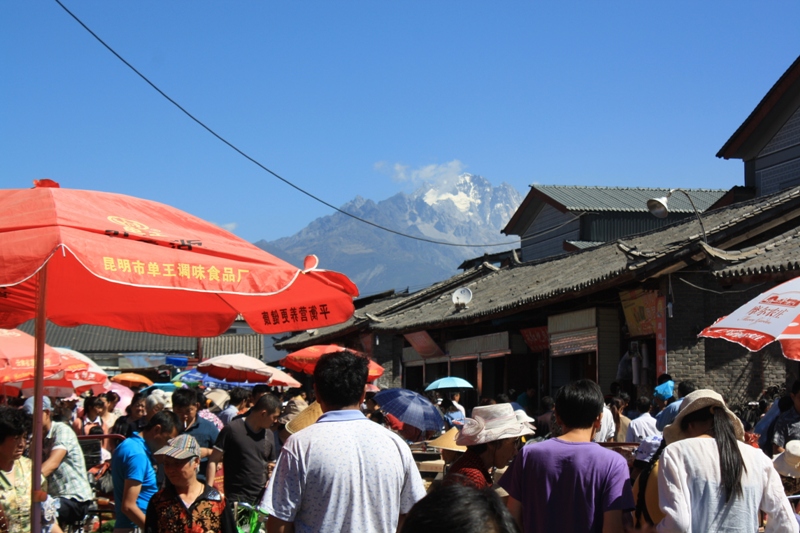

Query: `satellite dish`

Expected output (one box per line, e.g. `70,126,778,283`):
452,287,473,309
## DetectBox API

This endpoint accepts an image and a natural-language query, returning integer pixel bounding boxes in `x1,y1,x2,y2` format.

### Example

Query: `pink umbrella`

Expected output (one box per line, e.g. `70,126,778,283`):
198,353,274,383
699,276,800,360
109,382,135,414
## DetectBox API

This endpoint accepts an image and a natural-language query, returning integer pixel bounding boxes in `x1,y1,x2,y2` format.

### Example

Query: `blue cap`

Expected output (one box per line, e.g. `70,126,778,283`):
654,380,675,401
23,396,52,415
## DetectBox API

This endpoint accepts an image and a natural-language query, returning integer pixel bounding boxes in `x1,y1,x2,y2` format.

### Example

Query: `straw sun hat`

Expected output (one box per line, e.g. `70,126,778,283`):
286,401,323,434
427,427,467,452
456,403,534,447
662,389,744,445
774,440,800,478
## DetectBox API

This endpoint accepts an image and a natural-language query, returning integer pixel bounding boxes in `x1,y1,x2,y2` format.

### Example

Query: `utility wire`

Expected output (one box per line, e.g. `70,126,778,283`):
55,0,538,249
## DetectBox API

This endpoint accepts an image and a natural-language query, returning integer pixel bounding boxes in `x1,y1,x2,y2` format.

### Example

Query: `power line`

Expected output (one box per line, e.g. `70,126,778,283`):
55,0,529,249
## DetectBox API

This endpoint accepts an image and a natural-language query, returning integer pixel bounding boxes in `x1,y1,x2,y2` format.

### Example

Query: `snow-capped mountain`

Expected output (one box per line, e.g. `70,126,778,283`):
255,174,521,296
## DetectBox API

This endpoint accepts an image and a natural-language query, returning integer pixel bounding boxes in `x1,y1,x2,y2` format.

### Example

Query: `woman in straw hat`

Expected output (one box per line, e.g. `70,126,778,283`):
655,389,796,532
441,403,533,490
427,427,467,475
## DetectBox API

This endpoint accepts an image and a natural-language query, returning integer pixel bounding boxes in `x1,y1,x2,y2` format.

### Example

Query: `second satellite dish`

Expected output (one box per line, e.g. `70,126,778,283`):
452,287,473,309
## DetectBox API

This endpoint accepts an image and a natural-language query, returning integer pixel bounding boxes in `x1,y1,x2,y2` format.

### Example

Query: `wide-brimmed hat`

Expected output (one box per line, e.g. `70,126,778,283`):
286,401,323,434
774,440,800,477
155,434,199,460
456,403,534,446
662,389,744,444
279,398,307,425
427,427,467,452
515,409,537,431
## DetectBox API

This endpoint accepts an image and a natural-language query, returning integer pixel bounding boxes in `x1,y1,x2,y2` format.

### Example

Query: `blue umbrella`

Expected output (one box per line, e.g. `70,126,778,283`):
178,369,257,390
140,382,180,394
374,388,443,432
424,376,474,391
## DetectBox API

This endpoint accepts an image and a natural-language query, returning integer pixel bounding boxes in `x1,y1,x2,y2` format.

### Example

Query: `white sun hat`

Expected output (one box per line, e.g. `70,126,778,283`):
456,403,534,446
774,440,800,478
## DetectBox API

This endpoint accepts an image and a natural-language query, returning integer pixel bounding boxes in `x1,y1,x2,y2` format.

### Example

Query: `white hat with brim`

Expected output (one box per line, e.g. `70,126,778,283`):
774,440,800,477
456,403,534,447
662,389,744,445
514,409,537,431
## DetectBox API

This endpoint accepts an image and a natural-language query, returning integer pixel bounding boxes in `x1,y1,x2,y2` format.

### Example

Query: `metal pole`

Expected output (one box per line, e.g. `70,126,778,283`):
672,188,708,244
31,264,47,528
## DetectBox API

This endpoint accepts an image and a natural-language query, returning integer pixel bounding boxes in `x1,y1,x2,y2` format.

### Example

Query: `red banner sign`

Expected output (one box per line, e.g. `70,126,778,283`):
521,326,549,352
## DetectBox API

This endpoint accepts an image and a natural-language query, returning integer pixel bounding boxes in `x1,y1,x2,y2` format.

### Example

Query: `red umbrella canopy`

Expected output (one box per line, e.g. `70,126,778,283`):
699,276,800,360
0,328,88,384
0,181,358,336
282,345,385,381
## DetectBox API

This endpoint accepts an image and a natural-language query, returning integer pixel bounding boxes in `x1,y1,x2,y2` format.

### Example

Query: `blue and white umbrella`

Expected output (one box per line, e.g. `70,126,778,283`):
374,388,443,432
177,369,257,390
425,376,474,391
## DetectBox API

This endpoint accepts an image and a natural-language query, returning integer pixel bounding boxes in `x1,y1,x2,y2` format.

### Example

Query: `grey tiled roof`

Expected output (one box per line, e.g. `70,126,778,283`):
711,227,800,279
278,185,800,344
202,334,263,359
565,240,604,250
533,185,727,213
16,321,197,353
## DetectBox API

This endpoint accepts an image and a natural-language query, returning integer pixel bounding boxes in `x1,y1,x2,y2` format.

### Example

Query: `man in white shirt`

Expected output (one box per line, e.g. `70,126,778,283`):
262,351,426,533
626,396,661,443
593,404,615,442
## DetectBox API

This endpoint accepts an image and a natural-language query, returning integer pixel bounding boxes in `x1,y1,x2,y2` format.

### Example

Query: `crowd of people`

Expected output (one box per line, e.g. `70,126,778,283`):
4,353,800,532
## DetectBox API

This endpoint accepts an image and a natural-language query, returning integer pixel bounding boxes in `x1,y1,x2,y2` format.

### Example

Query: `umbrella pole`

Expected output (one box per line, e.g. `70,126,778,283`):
31,265,47,528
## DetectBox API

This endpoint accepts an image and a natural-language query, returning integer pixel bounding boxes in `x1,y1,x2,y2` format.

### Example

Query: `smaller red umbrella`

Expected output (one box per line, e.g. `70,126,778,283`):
281,345,384,381
0,329,88,384
110,372,154,388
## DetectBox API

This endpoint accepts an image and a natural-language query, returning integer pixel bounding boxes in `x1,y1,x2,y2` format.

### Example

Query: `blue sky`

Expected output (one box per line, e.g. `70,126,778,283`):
2,2,799,247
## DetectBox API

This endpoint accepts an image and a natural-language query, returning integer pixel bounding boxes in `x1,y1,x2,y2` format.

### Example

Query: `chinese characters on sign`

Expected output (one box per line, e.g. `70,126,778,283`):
260,304,332,325
620,289,658,337
102,257,248,282
105,217,205,250
520,326,549,352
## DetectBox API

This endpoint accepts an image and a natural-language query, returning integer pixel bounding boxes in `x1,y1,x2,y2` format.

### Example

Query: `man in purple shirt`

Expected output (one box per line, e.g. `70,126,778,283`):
499,380,634,533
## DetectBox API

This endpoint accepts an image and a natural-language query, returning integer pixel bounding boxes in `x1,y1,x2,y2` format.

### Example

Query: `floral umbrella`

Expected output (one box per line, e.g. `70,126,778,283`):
0,180,358,523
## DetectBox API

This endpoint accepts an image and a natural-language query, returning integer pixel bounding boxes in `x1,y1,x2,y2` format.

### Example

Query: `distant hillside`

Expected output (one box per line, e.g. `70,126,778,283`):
255,174,521,296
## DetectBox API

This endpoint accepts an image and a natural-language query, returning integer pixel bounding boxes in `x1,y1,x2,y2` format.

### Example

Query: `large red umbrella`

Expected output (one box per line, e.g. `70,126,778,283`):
281,344,385,381
699,276,800,360
0,180,358,523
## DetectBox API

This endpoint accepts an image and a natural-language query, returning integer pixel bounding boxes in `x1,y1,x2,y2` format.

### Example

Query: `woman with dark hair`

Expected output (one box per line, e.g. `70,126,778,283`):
656,389,796,532
111,392,147,438
399,484,519,533
72,395,108,436
442,404,532,490
441,397,465,429
0,406,62,533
